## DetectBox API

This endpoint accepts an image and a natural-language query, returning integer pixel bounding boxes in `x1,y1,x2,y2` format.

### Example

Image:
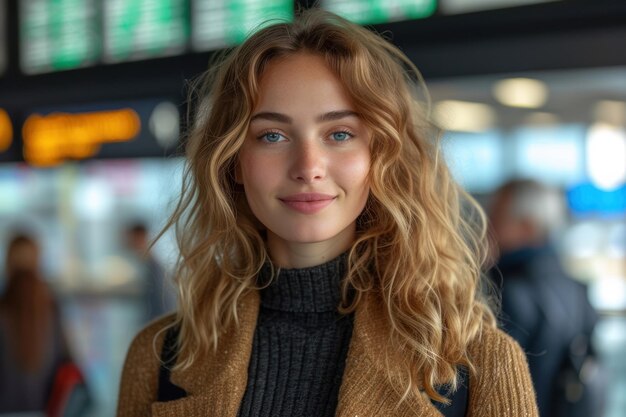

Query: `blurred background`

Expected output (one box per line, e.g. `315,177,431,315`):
0,0,624,416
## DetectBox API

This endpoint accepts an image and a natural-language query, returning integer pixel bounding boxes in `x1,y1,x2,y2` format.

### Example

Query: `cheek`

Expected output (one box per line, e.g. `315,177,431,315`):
238,150,263,188
238,150,280,202
337,151,371,194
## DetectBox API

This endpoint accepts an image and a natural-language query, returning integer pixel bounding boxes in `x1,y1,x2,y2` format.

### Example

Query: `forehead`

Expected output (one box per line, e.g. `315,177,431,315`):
254,53,354,111
260,52,332,78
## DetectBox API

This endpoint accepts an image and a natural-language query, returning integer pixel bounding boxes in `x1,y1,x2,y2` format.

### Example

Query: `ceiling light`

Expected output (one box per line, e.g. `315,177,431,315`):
434,100,495,132
492,77,548,108
524,111,560,125
593,100,626,127
586,123,626,190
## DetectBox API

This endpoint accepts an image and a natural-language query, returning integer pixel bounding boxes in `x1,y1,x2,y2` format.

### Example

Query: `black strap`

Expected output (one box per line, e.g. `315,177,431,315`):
157,326,188,402
157,325,468,415
433,366,469,417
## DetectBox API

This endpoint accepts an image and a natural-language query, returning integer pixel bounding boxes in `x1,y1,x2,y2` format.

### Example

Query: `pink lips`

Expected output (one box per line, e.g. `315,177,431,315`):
279,193,336,214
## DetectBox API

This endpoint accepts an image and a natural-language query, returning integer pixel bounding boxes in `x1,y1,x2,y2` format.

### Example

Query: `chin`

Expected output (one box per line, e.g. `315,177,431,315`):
273,222,352,245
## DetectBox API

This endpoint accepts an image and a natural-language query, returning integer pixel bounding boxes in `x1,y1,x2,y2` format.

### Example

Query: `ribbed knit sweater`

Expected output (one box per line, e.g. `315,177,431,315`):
237,254,353,417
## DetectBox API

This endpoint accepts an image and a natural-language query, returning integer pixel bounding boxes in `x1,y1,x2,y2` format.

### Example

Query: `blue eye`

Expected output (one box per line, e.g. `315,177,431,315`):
260,132,284,143
331,131,352,141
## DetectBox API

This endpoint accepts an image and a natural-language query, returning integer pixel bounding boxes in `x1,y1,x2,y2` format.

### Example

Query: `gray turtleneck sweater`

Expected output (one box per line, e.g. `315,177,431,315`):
236,254,354,417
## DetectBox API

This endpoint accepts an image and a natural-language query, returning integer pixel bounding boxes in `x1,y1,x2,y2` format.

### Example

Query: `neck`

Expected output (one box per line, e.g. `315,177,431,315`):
266,225,355,268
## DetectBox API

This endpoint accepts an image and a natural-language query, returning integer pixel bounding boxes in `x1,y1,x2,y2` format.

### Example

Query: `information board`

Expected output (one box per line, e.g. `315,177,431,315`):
22,99,180,167
568,182,626,217
104,0,188,63
440,0,559,15
321,0,436,25
191,0,293,51
0,108,12,153
0,108,20,163
19,0,100,74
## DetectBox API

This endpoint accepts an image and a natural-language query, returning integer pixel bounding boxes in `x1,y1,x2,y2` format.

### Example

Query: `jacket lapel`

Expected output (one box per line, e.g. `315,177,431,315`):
156,291,260,417
336,292,443,417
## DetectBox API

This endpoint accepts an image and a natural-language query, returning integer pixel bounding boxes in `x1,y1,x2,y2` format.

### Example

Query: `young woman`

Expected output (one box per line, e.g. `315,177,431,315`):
117,9,538,417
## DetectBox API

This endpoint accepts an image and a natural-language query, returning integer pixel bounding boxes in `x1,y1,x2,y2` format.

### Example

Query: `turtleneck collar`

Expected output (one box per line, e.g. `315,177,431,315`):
258,252,348,313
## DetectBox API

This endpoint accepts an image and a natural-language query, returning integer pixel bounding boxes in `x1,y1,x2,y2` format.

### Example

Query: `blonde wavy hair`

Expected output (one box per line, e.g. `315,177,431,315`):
162,8,496,404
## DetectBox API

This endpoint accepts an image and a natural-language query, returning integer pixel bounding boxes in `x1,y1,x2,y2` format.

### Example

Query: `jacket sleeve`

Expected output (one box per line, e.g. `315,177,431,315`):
116,317,171,417
467,327,539,417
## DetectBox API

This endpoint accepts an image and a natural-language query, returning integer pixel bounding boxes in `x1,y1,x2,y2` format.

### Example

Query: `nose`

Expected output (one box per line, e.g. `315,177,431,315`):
289,141,326,183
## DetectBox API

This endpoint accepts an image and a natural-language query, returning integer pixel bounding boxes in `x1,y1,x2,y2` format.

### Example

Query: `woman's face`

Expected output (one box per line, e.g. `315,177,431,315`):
238,53,371,264
7,241,39,275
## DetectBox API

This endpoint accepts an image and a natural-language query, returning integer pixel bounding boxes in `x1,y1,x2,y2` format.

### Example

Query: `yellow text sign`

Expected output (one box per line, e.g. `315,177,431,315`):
0,109,12,152
22,108,141,166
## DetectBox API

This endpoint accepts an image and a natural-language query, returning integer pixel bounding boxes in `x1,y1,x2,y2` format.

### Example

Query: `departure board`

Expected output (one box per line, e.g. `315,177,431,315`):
321,0,436,25
19,0,100,74
104,0,188,63
191,0,293,51
440,0,559,15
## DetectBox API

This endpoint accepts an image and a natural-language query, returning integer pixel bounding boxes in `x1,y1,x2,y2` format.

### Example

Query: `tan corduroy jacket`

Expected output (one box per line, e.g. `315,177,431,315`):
117,290,538,417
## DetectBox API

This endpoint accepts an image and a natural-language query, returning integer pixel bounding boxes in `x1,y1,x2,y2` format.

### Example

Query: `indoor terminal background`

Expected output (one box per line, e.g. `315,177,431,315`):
0,0,625,416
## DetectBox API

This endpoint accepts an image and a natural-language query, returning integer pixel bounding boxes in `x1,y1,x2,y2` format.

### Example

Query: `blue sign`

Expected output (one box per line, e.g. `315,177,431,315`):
567,182,626,217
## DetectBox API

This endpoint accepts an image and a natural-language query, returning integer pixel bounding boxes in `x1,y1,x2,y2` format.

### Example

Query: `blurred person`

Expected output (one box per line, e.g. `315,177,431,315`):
489,179,604,417
0,234,68,413
125,223,175,322
117,9,538,417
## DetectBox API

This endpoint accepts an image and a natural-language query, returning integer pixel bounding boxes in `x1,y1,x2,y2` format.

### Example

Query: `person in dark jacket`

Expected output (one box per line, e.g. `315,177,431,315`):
489,179,602,417
125,223,175,322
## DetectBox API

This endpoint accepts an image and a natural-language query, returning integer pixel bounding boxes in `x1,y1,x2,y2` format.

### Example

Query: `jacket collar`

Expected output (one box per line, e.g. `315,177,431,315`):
155,291,440,417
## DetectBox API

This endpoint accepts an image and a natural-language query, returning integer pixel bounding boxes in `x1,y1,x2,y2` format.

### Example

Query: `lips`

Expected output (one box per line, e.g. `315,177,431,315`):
279,193,336,214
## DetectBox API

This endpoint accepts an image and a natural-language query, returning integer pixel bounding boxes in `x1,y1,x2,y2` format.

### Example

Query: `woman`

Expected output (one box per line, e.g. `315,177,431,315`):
0,235,68,412
117,9,538,417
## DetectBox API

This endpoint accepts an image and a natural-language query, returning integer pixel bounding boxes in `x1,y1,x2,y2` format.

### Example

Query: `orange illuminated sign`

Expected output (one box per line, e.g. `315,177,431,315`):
22,108,141,166
0,109,12,152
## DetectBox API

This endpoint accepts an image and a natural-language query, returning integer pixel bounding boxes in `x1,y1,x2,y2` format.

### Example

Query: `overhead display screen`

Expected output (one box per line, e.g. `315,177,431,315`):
440,0,560,15
19,0,100,74
104,0,188,63
191,0,293,51
321,0,436,25
22,99,180,167
0,108,13,152
0,108,19,163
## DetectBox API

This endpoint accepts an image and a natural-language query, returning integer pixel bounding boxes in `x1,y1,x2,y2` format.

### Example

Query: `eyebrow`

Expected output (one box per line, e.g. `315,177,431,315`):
249,110,360,124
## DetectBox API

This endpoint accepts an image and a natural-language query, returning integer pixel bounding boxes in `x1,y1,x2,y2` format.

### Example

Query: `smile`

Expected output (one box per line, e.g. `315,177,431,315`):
279,193,336,214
